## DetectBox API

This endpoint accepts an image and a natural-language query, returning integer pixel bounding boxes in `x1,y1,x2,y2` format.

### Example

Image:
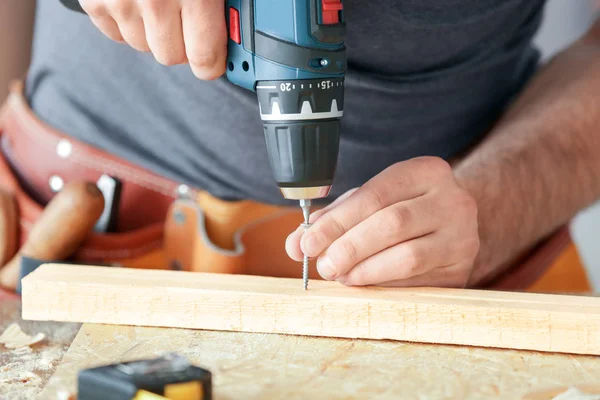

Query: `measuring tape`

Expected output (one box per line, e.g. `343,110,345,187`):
78,353,212,400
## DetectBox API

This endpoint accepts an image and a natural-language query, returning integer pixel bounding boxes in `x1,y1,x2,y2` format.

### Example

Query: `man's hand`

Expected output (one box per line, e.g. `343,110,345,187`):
286,157,480,287
79,0,227,79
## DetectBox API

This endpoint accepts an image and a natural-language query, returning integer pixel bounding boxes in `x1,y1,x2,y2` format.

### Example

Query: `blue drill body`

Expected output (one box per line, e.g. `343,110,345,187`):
225,0,346,91
224,0,347,206
58,0,347,201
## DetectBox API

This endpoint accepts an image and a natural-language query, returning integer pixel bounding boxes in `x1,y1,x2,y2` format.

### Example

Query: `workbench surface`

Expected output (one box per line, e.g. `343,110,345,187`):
0,298,80,399
3,297,600,399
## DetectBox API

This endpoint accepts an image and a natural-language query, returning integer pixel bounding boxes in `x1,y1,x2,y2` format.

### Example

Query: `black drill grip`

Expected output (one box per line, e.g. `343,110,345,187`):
59,0,85,13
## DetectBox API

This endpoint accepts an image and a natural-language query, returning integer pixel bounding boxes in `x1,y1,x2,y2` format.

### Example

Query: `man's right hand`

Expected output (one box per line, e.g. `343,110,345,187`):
79,0,227,79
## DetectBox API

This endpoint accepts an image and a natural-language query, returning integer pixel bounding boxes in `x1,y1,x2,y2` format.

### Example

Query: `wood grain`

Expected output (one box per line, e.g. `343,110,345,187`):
21,264,600,355
40,323,600,400
523,385,600,400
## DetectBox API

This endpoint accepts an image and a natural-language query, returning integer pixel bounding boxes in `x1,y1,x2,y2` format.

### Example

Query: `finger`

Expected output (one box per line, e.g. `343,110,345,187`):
376,262,473,288
301,157,451,258
90,15,125,42
316,195,440,280
308,187,358,224
80,0,109,17
181,0,227,79
81,1,124,42
108,0,150,52
119,16,150,51
286,227,304,261
140,0,187,65
286,188,359,262
335,231,469,286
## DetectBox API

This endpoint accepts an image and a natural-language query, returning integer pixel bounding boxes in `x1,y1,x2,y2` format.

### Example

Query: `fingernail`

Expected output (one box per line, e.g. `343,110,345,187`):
317,256,336,280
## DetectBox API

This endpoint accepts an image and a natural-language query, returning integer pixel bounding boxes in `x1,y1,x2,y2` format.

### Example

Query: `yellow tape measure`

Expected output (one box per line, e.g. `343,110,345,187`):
78,353,211,400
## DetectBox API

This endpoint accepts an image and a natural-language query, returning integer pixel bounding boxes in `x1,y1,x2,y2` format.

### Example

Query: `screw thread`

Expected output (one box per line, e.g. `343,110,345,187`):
301,222,312,290
303,255,309,290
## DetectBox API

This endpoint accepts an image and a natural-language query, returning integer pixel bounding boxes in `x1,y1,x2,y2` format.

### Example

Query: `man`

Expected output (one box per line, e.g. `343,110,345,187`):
0,0,599,290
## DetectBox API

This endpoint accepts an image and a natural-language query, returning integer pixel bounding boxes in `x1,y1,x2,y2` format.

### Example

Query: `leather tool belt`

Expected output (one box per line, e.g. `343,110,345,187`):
0,81,591,292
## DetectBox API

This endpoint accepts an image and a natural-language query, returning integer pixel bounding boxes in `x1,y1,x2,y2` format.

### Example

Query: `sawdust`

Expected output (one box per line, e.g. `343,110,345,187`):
0,344,64,400
0,323,73,400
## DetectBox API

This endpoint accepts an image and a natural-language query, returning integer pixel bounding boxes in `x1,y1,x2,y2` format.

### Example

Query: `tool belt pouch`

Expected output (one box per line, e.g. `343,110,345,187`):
0,81,165,269
0,81,309,279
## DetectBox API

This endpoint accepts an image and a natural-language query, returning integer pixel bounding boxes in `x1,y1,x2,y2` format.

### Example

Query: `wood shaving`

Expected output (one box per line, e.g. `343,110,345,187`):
11,346,33,355
553,388,600,400
0,323,45,349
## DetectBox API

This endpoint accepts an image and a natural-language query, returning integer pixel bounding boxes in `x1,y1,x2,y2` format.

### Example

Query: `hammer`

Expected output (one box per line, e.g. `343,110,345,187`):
0,181,105,290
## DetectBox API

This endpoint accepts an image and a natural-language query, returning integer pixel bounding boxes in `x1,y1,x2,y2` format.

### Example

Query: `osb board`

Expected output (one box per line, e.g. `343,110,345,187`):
0,299,80,400
40,323,600,400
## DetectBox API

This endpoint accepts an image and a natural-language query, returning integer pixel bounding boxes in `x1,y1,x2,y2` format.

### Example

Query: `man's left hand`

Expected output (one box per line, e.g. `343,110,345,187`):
285,156,480,287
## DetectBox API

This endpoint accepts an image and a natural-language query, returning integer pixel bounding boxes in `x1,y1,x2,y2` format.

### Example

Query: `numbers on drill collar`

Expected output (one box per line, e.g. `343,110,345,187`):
256,78,344,121
280,82,294,91
257,81,342,92
256,81,343,92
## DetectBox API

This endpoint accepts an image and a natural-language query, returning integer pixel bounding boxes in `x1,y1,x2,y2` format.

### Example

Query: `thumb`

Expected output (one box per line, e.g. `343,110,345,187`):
285,188,358,262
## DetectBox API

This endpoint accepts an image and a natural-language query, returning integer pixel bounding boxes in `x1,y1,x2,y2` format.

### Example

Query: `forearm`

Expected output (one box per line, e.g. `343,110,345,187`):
0,0,36,101
454,19,600,285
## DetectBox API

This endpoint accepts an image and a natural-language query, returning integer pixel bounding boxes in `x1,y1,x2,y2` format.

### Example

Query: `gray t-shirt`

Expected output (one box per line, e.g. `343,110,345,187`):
25,0,546,205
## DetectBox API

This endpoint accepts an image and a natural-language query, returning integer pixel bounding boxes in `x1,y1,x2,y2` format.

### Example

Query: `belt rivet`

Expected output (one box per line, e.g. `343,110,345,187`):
56,139,72,159
49,175,64,192
177,184,190,198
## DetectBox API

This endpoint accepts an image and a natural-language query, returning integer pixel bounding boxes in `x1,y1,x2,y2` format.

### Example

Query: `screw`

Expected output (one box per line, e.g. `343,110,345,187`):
301,222,312,290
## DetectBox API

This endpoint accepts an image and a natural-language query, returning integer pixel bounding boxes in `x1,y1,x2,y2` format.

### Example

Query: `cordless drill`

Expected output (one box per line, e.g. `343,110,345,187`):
225,0,346,213
59,0,347,288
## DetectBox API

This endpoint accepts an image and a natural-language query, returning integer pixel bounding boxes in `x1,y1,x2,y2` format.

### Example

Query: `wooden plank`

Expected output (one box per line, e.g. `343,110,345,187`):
39,323,600,400
21,263,600,355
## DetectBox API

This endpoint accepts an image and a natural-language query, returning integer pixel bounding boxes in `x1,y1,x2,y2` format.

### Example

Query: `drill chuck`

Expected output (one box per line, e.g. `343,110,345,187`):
256,77,344,200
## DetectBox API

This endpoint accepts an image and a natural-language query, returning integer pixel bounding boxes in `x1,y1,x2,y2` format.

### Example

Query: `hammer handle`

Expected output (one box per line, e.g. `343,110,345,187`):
22,182,105,259
0,181,105,290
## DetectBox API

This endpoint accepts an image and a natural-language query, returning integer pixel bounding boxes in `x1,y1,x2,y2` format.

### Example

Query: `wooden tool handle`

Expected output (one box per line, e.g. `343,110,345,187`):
21,181,105,259
0,181,104,290
0,188,18,265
